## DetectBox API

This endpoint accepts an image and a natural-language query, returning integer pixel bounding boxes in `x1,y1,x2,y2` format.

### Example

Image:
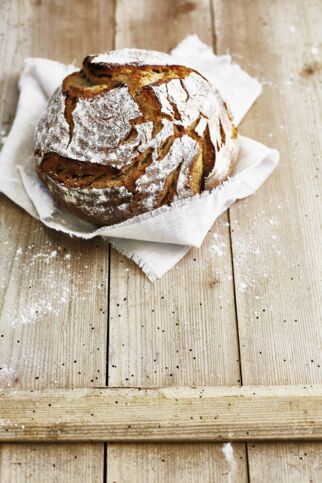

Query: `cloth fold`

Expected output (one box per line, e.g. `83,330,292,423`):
0,35,279,281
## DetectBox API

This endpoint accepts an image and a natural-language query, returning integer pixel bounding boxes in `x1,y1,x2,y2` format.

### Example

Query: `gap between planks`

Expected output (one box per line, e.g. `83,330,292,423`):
1,385,322,442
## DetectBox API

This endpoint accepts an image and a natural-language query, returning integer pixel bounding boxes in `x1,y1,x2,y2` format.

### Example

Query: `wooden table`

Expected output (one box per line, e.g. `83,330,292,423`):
0,0,321,481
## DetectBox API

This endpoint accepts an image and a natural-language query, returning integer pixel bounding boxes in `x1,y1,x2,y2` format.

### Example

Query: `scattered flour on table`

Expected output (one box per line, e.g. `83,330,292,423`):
0,240,106,328
222,442,237,483
11,300,54,328
0,365,17,388
208,203,287,300
231,209,283,294
0,419,10,427
31,249,57,263
209,232,227,257
238,281,248,292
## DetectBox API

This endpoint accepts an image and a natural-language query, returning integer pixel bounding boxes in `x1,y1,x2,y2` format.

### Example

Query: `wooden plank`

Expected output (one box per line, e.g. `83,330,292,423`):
108,0,247,480
2,386,322,442
214,0,322,387
248,442,322,483
108,443,247,483
0,0,115,481
0,444,103,483
213,0,322,481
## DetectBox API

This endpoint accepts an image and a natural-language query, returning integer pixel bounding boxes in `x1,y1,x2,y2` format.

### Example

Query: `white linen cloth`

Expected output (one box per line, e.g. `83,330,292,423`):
0,35,279,281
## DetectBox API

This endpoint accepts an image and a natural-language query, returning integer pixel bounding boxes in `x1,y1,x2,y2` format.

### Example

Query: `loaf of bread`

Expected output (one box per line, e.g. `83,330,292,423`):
35,49,238,226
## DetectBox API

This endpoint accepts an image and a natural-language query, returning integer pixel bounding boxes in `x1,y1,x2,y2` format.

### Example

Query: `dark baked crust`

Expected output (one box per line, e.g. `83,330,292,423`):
35,50,238,226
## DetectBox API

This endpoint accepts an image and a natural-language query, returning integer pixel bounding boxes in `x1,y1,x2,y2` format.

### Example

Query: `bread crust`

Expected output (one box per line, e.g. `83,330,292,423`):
35,49,238,226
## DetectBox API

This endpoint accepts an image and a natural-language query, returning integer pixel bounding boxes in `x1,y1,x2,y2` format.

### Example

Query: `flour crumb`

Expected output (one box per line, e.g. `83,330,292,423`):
222,442,237,483
46,250,57,263
238,281,248,292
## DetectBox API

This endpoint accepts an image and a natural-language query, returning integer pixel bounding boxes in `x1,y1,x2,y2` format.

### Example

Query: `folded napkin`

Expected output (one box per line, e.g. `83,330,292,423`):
0,35,279,281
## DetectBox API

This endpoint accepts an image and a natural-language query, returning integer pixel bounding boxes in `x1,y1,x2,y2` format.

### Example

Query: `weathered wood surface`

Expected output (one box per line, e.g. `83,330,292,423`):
108,0,247,481
0,0,321,481
1,386,322,442
214,0,322,481
0,0,114,481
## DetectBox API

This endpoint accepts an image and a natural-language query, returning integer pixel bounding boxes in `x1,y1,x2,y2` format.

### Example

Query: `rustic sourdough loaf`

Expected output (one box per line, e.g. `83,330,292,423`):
35,49,239,226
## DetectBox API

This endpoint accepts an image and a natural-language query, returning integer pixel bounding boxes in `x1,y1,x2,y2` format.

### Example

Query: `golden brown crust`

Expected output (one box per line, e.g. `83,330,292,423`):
35,49,238,226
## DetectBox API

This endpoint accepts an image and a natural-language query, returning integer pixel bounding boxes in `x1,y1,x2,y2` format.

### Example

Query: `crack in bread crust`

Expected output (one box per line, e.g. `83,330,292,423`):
34,49,238,226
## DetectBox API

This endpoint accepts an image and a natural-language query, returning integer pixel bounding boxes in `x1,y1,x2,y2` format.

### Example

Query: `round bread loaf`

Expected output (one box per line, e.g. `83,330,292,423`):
35,48,239,226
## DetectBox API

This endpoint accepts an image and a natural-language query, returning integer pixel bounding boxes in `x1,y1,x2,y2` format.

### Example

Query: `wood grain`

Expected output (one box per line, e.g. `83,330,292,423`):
108,0,247,480
2,386,322,442
108,442,246,483
248,442,322,483
0,0,320,481
0,443,103,483
213,0,322,481
0,0,115,481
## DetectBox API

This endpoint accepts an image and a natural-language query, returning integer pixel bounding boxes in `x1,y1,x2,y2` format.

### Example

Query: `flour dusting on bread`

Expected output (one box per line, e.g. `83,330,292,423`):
35,48,238,226
92,48,178,66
